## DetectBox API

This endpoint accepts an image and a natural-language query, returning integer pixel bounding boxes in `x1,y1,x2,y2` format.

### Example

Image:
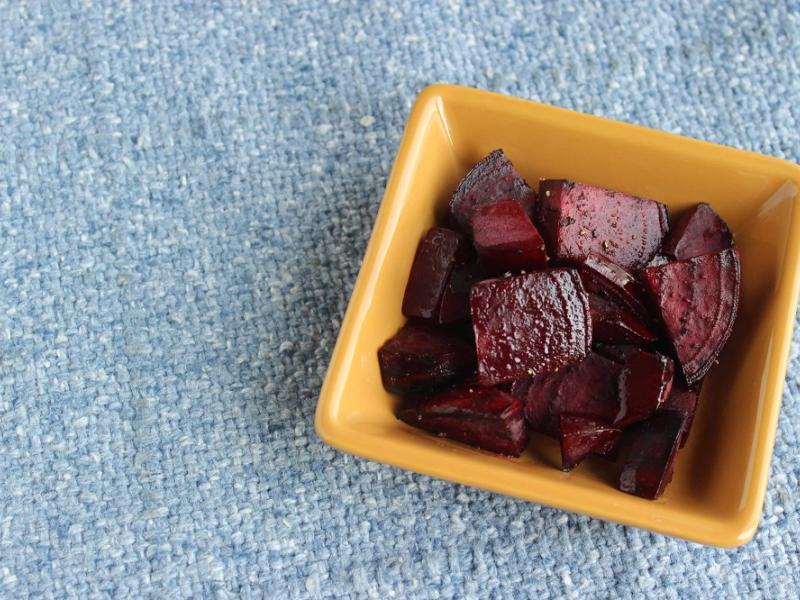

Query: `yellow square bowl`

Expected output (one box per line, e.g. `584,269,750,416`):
314,84,800,547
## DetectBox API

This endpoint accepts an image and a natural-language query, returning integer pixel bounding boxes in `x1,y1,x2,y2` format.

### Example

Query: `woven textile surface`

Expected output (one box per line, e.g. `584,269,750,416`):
0,1,798,597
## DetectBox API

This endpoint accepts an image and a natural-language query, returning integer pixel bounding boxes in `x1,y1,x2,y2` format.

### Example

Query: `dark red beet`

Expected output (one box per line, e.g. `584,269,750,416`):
589,294,657,346
402,227,470,321
592,343,639,364
471,200,548,272
537,180,668,271
437,262,484,324
377,323,475,394
579,253,649,320
593,435,621,460
663,203,734,260
559,414,621,471
450,149,537,234
615,350,674,427
619,411,685,499
642,248,741,384
470,270,590,386
398,386,529,456
662,379,701,447
520,352,622,437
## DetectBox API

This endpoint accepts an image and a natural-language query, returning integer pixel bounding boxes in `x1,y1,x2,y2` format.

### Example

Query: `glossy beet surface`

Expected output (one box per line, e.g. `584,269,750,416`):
615,350,675,426
662,380,701,447
579,252,649,320
589,293,657,346
450,149,537,233
642,248,741,384
559,414,621,471
536,180,669,270
663,203,734,260
398,386,528,456
470,270,590,385
402,227,470,321
619,411,685,499
518,352,622,437
377,323,475,394
471,199,548,272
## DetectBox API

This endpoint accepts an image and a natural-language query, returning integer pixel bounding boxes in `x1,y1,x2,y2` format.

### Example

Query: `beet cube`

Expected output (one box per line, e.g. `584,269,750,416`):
437,262,484,324
450,149,537,234
378,323,475,394
662,203,734,260
402,227,470,321
642,248,741,384
579,252,649,320
615,350,674,427
519,352,622,437
398,386,528,456
470,270,590,386
662,379,701,447
591,343,639,364
471,200,548,272
619,411,685,499
536,180,668,271
559,414,621,471
589,294,657,347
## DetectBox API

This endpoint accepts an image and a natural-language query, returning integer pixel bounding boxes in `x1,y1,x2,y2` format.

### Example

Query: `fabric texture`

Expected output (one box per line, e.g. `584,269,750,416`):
0,1,799,597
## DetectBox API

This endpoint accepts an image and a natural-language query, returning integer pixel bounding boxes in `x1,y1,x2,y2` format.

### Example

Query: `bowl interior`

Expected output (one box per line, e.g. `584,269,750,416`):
317,86,800,545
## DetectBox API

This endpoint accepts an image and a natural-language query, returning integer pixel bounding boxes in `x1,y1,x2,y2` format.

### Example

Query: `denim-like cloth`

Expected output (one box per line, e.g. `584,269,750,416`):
0,1,798,597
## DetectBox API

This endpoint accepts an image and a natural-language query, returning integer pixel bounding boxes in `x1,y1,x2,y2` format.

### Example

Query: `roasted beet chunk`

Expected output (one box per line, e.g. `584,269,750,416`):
437,262,484,324
536,180,668,270
519,352,622,437
591,343,638,364
579,252,649,320
589,294,657,347
615,350,674,427
471,200,548,272
398,386,528,456
450,149,537,234
470,270,590,386
378,323,475,394
402,227,470,321
559,414,621,471
662,203,734,260
619,412,685,499
642,248,741,384
662,380,701,447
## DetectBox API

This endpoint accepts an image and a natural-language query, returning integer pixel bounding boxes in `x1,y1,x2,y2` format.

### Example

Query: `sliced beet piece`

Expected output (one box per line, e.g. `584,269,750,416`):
520,352,622,437
537,180,668,271
588,294,657,347
470,270,590,386
402,227,471,321
642,248,741,385
619,411,685,499
471,200,548,272
559,414,621,471
615,350,674,427
398,386,528,456
593,435,622,460
592,343,639,364
662,379,701,447
450,149,537,234
645,254,670,269
663,203,734,260
437,262,484,324
579,252,649,320
377,323,475,394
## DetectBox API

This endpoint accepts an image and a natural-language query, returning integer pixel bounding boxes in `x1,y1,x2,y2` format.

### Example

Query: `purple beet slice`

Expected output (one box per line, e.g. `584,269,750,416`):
579,252,649,320
559,414,621,471
471,200,548,272
402,227,471,322
537,180,668,271
450,149,537,234
470,270,590,386
589,294,657,347
520,352,622,437
437,262,484,324
662,379,701,447
662,203,734,260
377,323,475,394
642,248,741,384
398,386,528,456
615,350,675,427
619,411,685,499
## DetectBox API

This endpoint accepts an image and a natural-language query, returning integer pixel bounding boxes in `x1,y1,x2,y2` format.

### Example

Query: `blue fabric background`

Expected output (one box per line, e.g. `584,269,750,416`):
0,1,798,597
